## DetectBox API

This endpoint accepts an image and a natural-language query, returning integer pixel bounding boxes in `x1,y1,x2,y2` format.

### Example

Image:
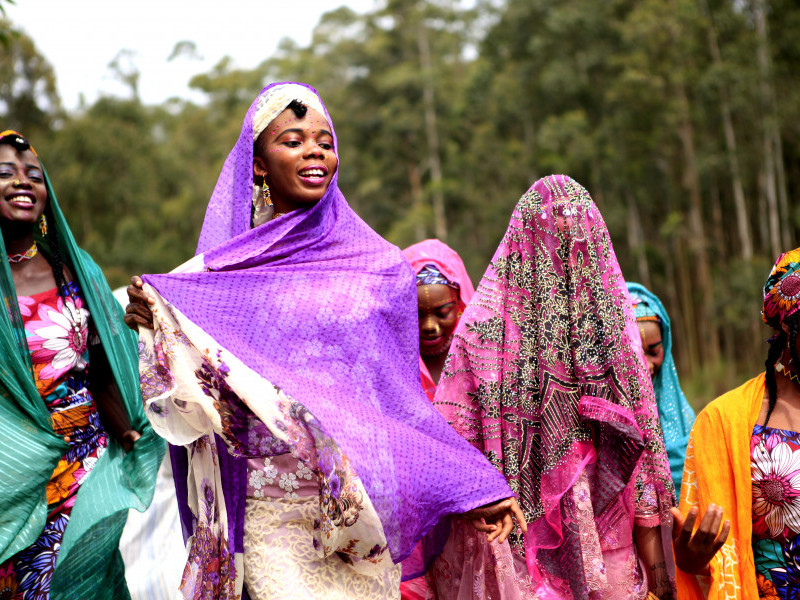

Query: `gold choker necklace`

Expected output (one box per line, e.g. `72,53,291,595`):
7,242,38,263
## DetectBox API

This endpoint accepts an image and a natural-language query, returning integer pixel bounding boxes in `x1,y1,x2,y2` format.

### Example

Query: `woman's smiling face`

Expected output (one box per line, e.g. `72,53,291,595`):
253,106,338,213
0,144,47,227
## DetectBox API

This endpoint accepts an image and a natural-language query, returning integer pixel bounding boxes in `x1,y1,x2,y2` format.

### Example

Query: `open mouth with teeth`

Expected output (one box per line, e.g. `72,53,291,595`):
298,168,327,181
5,194,36,206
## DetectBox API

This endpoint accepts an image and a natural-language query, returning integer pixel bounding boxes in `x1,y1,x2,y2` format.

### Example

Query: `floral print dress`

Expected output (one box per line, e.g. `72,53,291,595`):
752,424,800,599
0,282,107,600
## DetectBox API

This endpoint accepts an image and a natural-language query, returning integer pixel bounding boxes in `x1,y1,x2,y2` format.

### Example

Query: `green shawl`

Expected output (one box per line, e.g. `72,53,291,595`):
0,168,164,599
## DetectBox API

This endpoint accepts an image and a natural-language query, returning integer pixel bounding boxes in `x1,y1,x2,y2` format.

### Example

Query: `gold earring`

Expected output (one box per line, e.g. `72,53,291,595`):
39,214,47,235
262,179,272,207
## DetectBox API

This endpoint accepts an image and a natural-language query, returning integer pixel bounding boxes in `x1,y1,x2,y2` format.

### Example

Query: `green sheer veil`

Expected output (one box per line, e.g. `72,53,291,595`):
0,133,164,599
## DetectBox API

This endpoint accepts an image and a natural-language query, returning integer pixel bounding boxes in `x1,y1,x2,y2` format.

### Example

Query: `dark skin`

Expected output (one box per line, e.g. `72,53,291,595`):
124,107,527,542
416,283,460,384
1,145,139,451
633,318,729,580
637,320,665,379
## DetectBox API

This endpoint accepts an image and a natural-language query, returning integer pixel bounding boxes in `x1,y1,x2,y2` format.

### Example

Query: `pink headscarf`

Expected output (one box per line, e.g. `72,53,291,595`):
433,176,675,598
402,239,475,309
403,239,475,402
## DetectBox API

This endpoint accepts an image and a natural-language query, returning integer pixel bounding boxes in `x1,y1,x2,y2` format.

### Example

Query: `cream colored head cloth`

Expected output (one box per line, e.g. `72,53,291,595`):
252,83,327,141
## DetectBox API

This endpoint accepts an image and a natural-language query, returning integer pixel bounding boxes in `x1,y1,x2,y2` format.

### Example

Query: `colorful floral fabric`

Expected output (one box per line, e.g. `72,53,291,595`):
139,295,397,599
751,424,800,598
763,247,800,332
433,176,675,598
0,282,107,600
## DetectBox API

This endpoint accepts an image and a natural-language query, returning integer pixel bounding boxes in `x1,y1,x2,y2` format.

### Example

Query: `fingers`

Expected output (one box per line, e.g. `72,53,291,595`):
120,430,141,453
462,498,512,521
676,505,699,547
509,497,528,533
492,512,515,544
696,504,723,547
127,282,154,306
713,520,731,551
470,519,495,533
670,507,685,542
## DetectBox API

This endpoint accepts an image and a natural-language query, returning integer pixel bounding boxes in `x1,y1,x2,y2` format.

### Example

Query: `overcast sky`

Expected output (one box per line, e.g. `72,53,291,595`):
6,0,377,109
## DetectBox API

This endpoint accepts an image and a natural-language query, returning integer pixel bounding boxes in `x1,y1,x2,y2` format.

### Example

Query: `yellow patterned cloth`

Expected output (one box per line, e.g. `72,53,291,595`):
676,374,763,599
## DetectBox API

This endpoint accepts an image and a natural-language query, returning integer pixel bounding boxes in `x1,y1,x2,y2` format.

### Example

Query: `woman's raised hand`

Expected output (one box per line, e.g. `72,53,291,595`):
461,497,528,544
123,275,155,330
671,504,730,575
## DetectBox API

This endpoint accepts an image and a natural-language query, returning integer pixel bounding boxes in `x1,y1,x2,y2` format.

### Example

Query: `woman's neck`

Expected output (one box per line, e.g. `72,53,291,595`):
422,352,449,386
2,222,36,255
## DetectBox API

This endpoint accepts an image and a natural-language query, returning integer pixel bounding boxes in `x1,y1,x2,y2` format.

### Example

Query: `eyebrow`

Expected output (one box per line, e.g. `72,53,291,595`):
423,301,456,311
0,161,41,169
275,128,333,140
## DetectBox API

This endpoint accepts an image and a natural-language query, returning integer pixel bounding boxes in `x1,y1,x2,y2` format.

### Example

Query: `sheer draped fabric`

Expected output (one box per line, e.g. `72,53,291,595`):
137,83,513,596
434,175,675,598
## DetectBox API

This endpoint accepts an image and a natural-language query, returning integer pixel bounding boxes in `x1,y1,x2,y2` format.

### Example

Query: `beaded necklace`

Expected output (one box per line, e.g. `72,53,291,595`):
7,241,38,264
776,361,800,386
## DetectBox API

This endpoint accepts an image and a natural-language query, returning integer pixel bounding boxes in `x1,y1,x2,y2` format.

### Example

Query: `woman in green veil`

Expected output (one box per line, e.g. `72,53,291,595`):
0,131,163,600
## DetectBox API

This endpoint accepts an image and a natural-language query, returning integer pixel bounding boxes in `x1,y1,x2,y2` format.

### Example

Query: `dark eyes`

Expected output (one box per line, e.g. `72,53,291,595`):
0,168,43,182
281,139,334,150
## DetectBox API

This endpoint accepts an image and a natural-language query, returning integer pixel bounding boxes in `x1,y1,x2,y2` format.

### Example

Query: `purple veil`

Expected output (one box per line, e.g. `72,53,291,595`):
141,83,512,563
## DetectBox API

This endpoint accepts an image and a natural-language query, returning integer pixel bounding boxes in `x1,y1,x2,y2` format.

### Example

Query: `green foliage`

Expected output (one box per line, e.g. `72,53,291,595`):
4,0,800,406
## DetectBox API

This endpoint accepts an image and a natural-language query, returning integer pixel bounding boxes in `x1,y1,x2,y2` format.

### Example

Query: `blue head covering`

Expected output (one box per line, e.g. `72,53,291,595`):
627,282,695,497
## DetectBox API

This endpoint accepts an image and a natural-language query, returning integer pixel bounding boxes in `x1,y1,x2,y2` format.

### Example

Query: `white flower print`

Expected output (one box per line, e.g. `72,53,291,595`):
279,472,299,492
249,469,268,490
752,439,800,537
284,492,299,501
263,458,278,482
295,461,313,481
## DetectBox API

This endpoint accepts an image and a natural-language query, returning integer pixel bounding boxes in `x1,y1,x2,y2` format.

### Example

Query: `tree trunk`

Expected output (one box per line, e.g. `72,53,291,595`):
417,22,447,241
675,80,720,364
699,0,753,260
626,190,651,288
754,0,783,257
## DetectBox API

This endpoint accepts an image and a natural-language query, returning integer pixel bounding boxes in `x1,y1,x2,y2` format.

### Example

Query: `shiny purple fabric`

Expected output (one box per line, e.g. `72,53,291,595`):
143,83,511,562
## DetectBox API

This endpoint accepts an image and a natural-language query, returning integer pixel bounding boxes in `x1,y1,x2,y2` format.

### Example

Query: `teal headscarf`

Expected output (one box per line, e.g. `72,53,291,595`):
0,133,164,600
627,282,695,498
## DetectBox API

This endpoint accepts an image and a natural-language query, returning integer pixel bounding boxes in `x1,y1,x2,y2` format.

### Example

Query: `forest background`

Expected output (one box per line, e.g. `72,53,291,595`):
2,0,798,408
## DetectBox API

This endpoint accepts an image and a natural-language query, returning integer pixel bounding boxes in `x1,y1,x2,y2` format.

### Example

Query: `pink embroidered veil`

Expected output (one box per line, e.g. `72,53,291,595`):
433,175,675,598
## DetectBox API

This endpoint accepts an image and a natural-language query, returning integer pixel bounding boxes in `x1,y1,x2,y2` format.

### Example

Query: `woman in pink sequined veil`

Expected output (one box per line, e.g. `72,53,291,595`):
430,175,676,599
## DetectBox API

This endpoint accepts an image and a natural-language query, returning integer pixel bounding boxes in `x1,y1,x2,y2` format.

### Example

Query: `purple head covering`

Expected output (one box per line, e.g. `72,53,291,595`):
142,82,511,561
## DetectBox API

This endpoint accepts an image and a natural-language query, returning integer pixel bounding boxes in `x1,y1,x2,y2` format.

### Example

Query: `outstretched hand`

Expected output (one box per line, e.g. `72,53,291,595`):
671,504,730,575
462,497,528,544
123,275,155,331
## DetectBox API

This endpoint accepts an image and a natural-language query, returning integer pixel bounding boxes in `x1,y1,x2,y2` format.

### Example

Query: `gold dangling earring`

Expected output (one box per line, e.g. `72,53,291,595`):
262,179,272,208
39,214,47,235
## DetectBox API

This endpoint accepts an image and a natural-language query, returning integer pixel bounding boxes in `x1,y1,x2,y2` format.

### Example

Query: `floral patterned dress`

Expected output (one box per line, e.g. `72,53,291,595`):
752,424,800,599
0,282,107,600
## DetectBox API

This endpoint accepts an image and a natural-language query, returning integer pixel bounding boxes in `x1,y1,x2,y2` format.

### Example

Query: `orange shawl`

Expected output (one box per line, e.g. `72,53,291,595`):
676,373,763,599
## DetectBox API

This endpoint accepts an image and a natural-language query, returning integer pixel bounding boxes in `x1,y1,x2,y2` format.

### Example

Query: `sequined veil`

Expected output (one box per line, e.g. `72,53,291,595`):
433,175,675,598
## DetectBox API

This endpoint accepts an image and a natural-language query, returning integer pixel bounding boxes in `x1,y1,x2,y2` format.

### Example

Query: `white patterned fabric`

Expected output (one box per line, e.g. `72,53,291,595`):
243,497,401,600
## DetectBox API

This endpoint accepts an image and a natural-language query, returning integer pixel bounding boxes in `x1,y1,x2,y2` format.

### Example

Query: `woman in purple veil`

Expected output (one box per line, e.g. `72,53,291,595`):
431,175,676,599
124,82,523,599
